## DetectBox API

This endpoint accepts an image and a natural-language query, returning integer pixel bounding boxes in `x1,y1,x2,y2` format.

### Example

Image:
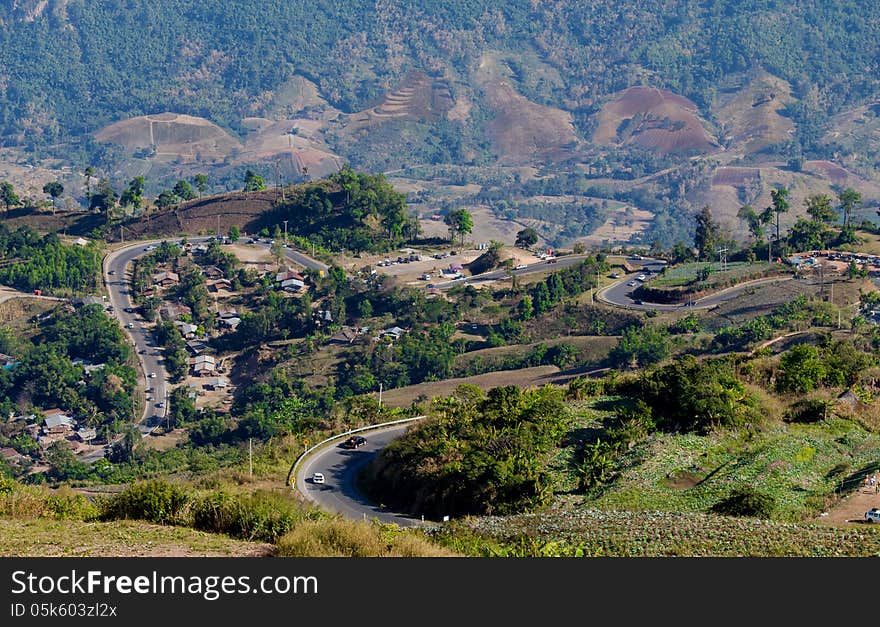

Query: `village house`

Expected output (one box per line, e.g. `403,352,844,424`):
0,447,28,466
219,316,241,331
76,427,97,443
174,321,199,338
280,277,305,292
217,308,238,319
383,326,407,339
205,377,228,390
186,339,209,355
275,270,305,283
201,265,224,280
328,326,360,345
152,271,180,287
190,354,217,376
159,303,192,322
207,278,233,292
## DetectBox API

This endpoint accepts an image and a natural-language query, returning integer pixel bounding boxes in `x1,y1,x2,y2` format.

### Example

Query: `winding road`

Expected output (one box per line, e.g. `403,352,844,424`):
295,423,428,527
103,236,328,437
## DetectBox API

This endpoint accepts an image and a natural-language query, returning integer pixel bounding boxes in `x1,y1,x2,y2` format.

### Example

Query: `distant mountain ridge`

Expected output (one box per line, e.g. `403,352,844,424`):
0,1,877,166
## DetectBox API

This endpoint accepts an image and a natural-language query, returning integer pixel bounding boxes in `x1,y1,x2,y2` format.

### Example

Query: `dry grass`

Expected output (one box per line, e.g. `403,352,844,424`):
274,519,459,557
376,365,579,408
0,518,274,557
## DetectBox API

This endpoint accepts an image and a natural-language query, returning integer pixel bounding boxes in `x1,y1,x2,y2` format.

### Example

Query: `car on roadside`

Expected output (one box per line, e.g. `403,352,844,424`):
515,264,527,270
312,472,325,484
149,372,157,378
866,508,880,523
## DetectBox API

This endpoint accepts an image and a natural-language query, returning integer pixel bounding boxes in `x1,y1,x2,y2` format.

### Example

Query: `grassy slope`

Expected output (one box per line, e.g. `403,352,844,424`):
0,518,273,557
439,399,880,556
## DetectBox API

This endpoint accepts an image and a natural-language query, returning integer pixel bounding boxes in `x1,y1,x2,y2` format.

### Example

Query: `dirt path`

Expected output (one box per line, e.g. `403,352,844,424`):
813,486,880,527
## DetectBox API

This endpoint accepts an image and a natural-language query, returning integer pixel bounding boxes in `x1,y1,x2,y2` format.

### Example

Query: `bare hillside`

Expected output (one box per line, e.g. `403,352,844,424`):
94,113,243,163
592,86,720,155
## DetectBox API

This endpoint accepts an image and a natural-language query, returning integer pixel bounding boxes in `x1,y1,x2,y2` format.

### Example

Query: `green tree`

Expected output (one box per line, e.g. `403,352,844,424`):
244,169,266,192
776,344,827,393
515,227,539,249
693,205,720,261
0,182,19,211
42,181,64,212
120,176,145,209
736,204,764,248
89,179,118,217
444,208,474,246
805,193,835,225
155,190,179,209
837,188,862,230
83,166,95,204
193,173,209,198
768,187,790,251
173,179,197,201
711,486,775,519
228,225,240,242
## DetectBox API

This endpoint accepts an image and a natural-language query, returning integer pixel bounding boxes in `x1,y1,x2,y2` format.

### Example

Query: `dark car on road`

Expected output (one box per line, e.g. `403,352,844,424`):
341,435,367,449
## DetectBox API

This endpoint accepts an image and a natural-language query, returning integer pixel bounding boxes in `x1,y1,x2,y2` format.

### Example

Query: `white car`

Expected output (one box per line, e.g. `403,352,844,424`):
515,264,527,270
312,472,325,484
867,508,880,523
637,274,647,281
148,372,157,378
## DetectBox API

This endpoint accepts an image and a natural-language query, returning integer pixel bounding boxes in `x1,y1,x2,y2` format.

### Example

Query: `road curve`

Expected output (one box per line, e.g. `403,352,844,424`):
598,270,793,311
430,253,593,290
103,236,328,436
295,423,429,527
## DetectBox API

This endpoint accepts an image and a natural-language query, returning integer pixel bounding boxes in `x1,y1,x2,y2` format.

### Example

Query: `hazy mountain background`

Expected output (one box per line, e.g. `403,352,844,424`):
2,0,880,248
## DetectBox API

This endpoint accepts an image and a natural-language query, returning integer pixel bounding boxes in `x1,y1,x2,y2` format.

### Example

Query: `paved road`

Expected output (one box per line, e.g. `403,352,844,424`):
246,237,329,273
430,253,595,290
103,236,327,436
296,423,428,527
104,241,175,436
598,268,793,311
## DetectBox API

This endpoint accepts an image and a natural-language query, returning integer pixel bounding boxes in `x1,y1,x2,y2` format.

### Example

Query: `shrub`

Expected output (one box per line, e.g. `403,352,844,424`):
710,486,775,519
784,398,831,423
274,519,457,557
100,480,189,525
46,487,99,520
192,490,318,542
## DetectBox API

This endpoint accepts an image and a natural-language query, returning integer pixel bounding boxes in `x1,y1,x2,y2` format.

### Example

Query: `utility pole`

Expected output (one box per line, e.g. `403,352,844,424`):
120,225,124,243
283,220,288,246
249,438,253,478
216,213,220,238
378,382,383,408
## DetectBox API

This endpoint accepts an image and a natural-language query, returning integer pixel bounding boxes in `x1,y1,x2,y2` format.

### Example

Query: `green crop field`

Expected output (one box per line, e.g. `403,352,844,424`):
650,261,768,288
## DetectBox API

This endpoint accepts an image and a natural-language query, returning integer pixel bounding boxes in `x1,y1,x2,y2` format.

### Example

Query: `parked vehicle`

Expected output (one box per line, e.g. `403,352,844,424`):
866,508,880,523
312,472,325,484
